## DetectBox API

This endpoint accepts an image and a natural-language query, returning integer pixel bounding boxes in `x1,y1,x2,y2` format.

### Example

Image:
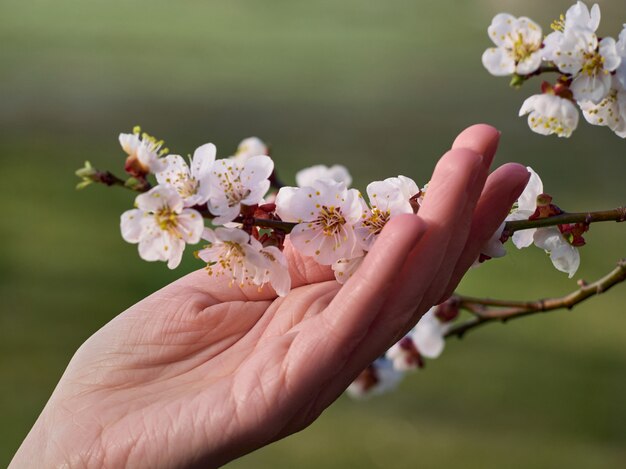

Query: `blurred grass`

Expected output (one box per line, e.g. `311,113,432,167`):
1,0,625,466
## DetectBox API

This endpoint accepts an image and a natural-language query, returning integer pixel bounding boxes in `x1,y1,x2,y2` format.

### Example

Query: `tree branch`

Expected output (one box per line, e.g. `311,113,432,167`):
445,259,626,339
78,164,625,237
503,208,626,236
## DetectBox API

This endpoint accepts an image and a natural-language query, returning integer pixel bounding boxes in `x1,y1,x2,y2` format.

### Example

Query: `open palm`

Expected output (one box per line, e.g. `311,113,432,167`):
12,125,530,468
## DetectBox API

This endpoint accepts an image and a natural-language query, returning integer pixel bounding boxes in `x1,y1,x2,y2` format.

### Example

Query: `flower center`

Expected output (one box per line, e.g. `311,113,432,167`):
550,14,565,32
316,205,346,236
155,207,178,232
512,33,539,63
362,208,390,236
261,251,276,262
216,169,251,207
178,177,199,198
399,337,424,369
581,51,606,76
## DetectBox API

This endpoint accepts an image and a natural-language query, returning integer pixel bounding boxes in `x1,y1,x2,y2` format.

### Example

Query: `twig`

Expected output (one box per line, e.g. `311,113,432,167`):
446,259,626,339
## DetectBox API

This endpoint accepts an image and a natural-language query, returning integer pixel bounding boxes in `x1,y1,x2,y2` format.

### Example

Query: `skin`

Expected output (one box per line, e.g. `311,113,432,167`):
11,125,530,468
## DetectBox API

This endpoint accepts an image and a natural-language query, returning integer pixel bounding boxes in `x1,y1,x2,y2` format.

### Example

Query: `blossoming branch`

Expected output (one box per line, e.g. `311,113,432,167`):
74,1,625,399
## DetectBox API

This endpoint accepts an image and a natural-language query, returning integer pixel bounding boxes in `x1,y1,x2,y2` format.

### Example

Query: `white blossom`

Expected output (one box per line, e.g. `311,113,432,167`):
482,13,544,76
386,307,448,371
562,31,620,103
275,180,363,265
232,137,269,164
156,143,216,207
579,79,626,138
506,167,581,277
346,359,404,399
519,93,579,137
533,227,581,278
119,128,167,174
207,155,274,225
564,1,601,32
296,164,352,188
120,185,203,269
616,25,626,90
542,3,620,103
473,221,507,267
543,2,601,61
543,2,620,104
507,166,543,249
355,175,419,250
196,227,264,287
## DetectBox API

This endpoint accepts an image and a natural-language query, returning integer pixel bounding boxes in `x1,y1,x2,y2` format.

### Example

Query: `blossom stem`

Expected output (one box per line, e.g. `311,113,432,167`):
445,259,626,339
502,207,626,237
509,64,561,87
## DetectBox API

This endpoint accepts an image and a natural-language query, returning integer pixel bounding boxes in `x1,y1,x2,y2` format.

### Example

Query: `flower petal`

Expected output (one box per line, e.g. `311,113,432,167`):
156,154,191,187
120,209,144,243
482,47,516,76
241,155,274,187
191,143,217,180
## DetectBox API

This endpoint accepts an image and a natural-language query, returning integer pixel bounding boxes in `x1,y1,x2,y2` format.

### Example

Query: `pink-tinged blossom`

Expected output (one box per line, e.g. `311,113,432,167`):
331,255,365,285
119,128,167,175
519,93,579,137
207,155,274,225
196,227,264,287
250,238,291,297
295,164,352,188
156,143,216,207
120,185,203,269
355,175,419,250
346,359,404,399
275,180,363,265
482,13,544,76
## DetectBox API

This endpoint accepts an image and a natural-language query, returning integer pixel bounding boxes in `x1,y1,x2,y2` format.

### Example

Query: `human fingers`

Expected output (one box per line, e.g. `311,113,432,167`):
440,163,530,300
282,214,427,387
451,123,501,169
382,147,486,323
307,146,487,399
406,127,505,311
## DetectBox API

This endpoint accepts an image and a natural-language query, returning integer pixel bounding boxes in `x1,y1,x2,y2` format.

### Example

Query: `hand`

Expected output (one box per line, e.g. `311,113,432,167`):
11,125,530,468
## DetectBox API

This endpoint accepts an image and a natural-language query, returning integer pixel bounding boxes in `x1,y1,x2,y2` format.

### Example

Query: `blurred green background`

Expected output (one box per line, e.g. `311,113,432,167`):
1,0,625,466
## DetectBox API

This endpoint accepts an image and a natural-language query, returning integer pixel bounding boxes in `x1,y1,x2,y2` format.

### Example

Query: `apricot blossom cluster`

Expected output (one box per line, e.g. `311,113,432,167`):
483,1,626,138
72,125,604,397
71,4,626,398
